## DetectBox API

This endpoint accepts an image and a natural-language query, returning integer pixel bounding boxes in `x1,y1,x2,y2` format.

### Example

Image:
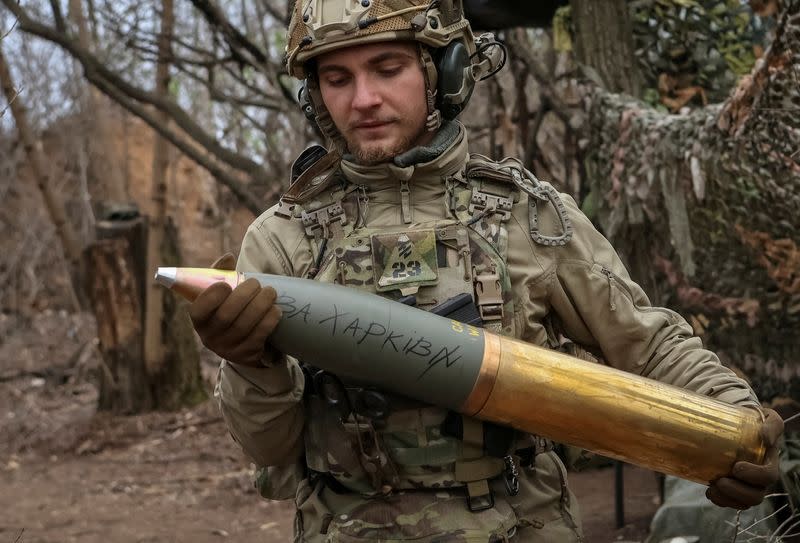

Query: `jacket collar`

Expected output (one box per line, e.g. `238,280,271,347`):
339,122,469,204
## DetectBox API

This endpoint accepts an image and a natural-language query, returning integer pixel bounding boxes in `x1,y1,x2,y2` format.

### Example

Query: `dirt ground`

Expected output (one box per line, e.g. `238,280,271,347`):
0,311,661,543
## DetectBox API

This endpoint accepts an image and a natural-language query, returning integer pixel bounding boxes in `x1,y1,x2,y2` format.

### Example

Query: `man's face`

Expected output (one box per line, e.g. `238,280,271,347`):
316,41,433,164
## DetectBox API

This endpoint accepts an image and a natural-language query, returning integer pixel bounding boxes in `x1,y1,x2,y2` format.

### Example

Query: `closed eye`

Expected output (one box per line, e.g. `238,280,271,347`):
322,74,351,88
377,65,403,78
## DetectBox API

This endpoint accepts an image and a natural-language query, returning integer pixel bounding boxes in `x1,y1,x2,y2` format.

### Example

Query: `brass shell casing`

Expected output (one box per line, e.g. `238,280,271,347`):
158,267,766,484
464,335,765,484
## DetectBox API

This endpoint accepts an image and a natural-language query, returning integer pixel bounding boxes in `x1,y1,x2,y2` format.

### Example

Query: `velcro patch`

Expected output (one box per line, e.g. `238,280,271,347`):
371,230,439,292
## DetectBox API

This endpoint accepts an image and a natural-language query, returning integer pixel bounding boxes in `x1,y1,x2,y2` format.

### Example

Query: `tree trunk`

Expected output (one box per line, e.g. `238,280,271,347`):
569,0,642,97
150,218,207,410
68,0,129,204
142,0,206,410
144,0,174,375
0,43,85,311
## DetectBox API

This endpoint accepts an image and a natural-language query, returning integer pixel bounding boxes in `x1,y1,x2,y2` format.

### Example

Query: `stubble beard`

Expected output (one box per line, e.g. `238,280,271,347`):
345,123,428,166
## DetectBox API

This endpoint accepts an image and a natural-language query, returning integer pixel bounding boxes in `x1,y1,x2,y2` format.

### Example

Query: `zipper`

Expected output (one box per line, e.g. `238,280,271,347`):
599,267,617,312
355,185,369,228
596,265,661,315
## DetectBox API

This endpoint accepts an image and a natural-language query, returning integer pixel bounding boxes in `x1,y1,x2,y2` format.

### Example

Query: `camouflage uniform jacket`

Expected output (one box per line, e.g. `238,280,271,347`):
215,123,759,542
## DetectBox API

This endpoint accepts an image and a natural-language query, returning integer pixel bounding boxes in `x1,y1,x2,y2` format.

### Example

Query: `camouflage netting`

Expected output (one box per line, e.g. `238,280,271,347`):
555,1,773,109
584,2,800,402
632,0,774,108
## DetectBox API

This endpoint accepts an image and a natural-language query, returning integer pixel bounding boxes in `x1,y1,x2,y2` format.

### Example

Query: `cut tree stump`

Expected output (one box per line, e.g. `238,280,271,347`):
85,215,153,413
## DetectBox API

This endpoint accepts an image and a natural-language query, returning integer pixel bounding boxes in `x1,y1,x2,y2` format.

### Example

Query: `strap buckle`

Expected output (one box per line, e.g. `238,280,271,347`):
468,187,513,221
301,201,346,239
466,481,495,512
474,269,504,321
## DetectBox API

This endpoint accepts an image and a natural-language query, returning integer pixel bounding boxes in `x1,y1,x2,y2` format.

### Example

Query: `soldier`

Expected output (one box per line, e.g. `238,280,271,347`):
188,1,783,541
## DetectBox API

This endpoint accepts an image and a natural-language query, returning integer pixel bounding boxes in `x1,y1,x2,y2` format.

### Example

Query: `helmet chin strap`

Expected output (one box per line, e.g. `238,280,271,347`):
425,91,442,133
419,45,442,133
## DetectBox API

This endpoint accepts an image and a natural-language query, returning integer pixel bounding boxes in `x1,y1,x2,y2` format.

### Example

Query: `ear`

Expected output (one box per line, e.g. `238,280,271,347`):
436,41,475,120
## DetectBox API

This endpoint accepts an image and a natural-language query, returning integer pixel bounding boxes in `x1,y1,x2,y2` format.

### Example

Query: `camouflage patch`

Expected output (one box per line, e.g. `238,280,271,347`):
371,230,439,292
316,239,376,288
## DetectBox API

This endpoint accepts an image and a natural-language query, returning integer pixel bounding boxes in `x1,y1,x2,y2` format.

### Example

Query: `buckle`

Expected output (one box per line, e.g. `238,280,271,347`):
468,187,513,221
301,202,345,239
467,487,495,512
474,270,504,321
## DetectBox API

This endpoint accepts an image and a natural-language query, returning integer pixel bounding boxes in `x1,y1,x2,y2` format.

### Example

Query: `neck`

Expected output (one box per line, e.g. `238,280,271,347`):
343,121,461,169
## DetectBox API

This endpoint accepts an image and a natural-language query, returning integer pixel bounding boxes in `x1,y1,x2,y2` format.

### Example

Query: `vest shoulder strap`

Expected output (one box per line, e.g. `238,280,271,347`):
279,146,342,207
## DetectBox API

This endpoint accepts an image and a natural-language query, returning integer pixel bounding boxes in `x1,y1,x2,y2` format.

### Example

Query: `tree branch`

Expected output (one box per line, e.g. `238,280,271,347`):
0,82,20,119
47,0,66,33
3,0,270,180
88,66,265,215
187,0,267,69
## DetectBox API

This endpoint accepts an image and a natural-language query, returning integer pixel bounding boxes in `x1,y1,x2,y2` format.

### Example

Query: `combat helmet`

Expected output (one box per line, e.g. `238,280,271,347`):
286,0,505,146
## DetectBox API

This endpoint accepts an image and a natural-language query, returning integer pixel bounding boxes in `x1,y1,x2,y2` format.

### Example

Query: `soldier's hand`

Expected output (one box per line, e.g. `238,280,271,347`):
188,253,282,367
706,408,783,509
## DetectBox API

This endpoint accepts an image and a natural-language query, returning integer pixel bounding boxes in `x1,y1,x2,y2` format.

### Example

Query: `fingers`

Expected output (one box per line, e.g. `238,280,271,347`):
188,281,234,325
708,441,781,510
708,476,767,509
706,483,756,509
202,278,262,334
761,408,785,447
223,286,279,344
188,277,283,366
252,304,283,342
732,449,780,488
225,305,283,364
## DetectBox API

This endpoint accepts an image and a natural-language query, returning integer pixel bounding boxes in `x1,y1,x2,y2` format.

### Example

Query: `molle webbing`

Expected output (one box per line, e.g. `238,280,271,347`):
455,417,505,512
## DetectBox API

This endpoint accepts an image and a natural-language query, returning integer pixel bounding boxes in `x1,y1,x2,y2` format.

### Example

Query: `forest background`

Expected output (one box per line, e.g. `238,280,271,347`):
0,0,798,542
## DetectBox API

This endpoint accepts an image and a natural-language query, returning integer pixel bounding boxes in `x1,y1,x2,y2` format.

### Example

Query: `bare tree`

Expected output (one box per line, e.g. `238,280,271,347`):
68,0,129,205
0,42,84,311
0,17,17,118
1,0,309,216
569,0,641,97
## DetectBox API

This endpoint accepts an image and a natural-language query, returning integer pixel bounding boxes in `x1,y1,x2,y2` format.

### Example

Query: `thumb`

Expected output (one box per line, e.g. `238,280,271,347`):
210,253,237,271
761,408,784,448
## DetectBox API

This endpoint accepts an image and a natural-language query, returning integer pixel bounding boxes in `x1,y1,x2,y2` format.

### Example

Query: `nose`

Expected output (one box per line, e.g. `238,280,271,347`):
351,75,382,111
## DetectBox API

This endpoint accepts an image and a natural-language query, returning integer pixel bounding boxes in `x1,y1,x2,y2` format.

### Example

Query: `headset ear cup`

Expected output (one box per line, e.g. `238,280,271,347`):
298,82,316,121
436,41,475,120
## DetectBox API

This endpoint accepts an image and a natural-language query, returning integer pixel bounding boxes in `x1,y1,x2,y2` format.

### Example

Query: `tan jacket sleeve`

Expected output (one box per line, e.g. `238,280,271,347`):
214,209,312,499
514,192,759,408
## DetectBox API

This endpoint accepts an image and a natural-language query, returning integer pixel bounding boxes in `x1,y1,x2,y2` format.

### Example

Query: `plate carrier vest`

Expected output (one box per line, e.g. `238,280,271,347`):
270,146,573,512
